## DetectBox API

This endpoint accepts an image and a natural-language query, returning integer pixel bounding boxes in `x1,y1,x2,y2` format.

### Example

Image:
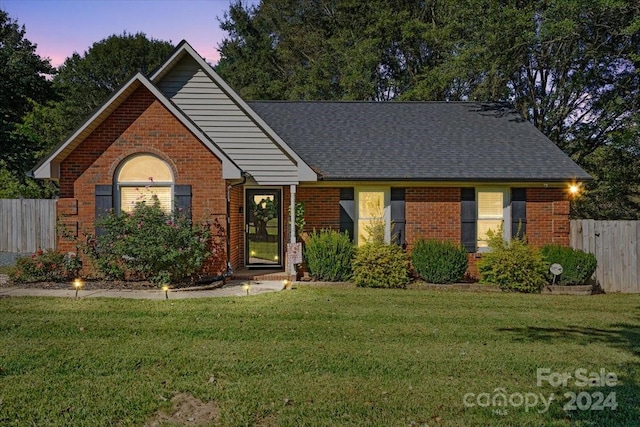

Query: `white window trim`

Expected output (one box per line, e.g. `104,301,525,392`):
476,187,511,252
355,187,391,246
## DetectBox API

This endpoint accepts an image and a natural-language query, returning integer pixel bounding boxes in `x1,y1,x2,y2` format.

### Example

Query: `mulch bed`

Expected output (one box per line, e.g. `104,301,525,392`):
0,278,216,291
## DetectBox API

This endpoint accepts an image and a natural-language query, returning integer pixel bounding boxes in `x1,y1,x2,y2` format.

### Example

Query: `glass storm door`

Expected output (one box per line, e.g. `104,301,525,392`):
246,189,281,267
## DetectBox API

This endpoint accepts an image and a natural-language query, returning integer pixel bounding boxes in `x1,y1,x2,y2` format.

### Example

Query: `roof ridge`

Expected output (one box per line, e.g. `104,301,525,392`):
247,100,490,104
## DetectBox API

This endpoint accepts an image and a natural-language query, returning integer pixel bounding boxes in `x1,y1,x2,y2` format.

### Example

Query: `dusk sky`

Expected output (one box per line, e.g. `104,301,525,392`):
1,0,258,67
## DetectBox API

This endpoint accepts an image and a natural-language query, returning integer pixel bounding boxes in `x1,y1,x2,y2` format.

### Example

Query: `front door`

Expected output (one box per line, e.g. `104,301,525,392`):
246,189,281,267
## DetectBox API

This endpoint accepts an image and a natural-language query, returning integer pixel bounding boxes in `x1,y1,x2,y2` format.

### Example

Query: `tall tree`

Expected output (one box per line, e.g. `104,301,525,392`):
0,9,56,197
217,0,640,219
442,0,640,218
216,0,459,101
0,11,55,167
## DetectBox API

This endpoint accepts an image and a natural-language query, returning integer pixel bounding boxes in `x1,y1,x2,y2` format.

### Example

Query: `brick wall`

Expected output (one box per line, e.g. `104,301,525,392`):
229,185,244,269
405,187,461,251
294,187,341,233
58,86,228,275
526,188,570,247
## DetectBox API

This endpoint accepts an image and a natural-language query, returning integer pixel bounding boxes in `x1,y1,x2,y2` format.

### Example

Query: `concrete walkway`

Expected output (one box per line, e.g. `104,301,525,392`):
0,280,285,300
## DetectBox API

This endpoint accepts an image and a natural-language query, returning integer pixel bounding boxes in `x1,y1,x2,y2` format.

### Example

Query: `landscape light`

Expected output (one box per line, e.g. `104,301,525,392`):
162,285,169,299
73,278,83,298
242,282,251,296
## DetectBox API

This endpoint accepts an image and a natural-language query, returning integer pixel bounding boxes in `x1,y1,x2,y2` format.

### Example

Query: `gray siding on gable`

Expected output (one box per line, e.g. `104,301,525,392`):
157,57,298,185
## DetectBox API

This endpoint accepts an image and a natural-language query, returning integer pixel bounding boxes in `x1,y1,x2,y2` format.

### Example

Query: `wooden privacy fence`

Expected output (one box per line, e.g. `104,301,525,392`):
0,199,57,253
570,220,640,293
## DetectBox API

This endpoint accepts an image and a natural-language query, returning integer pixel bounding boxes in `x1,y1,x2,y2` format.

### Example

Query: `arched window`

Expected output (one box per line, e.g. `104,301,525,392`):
116,154,173,213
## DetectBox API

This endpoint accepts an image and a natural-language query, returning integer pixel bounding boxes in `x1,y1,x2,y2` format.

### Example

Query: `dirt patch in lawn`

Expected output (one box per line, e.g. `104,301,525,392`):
146,392,220,426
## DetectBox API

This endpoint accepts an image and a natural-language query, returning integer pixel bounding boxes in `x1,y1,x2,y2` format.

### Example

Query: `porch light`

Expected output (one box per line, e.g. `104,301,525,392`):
73,278,83,298
162,285,169,299
568,183,581,196
242,282,251,295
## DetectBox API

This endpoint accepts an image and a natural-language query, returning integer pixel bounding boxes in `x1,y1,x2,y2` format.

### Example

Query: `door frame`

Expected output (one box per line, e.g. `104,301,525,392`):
244,187,283,268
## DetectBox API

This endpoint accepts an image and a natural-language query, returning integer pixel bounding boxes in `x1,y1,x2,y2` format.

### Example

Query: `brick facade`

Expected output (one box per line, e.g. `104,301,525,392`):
526,188,570,247
55,87,571,280
294,187,341,233
289,186,571,280
57,86,228,275
405,187,460,250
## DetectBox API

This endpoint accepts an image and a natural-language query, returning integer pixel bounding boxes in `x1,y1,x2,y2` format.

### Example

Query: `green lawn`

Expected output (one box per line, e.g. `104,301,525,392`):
0,287,638,426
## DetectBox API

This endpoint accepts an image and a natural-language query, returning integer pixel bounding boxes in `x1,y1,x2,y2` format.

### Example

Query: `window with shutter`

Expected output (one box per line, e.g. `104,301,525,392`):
461,187,517,252
116,154,173,213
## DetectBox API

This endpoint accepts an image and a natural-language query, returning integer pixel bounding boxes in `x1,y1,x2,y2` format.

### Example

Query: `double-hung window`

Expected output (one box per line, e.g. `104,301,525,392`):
476,188,510,250
355,188,390,246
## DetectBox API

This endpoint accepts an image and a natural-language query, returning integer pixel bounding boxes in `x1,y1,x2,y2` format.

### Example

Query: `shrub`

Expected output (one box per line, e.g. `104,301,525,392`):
411,239,467,284
478,230,547,293
10,248,76,283
352,243,409,288
305,229,354,281
85,198,211,284
540,244,597,285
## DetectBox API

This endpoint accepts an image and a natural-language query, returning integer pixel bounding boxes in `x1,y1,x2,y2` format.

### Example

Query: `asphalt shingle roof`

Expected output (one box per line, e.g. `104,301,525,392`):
247,101,591,182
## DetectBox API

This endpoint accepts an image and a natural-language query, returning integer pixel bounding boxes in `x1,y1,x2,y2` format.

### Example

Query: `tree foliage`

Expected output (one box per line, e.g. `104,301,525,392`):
22,32,174,156
0,10,56,196
217,0,640,218
0,15,174,199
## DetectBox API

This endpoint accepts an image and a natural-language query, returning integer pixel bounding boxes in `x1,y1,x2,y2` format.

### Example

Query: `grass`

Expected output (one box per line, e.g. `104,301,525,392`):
248,240,279,262
0,286,639,426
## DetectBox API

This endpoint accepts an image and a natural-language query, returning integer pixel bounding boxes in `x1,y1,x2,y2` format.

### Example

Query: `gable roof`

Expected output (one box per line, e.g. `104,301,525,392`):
150,41,317,184
32,73,242,181
247,101,591,182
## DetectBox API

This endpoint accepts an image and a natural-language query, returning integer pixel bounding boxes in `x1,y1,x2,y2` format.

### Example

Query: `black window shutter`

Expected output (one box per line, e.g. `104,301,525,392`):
461,188,476,253
95,185,113,237
175,185,192,221
511,188,526,239
391,188,406,247
339,188,355,241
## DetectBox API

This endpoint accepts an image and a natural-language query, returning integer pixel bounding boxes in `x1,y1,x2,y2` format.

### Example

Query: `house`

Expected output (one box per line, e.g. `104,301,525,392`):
32,41,591,280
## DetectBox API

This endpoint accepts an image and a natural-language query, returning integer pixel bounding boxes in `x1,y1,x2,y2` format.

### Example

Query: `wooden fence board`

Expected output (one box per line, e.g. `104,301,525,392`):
570,219,640,293
0,199,56,253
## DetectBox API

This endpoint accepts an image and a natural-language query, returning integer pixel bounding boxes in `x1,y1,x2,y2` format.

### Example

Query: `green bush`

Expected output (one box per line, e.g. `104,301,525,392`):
305,229,354,281
411,239,467,284
86,198,211,284
352,243,410,288
10,248,78,283
478,231,547,293
540,244,597,285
